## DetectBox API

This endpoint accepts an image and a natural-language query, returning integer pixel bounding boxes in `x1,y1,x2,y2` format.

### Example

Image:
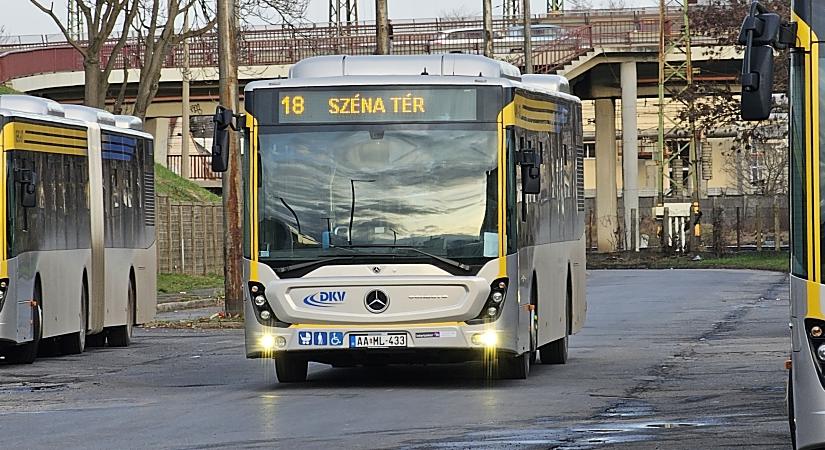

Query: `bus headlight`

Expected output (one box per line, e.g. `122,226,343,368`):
260,334,275,350
471,331,498,347
818,344,825,362
805,318,825,384
467,278,508,324
248,282,288,328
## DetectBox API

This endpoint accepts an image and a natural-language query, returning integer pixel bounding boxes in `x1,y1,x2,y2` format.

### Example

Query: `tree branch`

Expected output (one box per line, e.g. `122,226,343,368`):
29,0,87,56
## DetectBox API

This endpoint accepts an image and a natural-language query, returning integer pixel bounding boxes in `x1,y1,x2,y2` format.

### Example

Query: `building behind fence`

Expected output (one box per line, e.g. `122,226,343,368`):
585,195,790,252
156,196,224,275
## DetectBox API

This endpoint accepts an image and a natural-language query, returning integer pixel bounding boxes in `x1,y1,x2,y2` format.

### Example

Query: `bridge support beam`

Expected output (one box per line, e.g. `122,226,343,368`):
621,61,639,252
146,117,170,166
595,98,618,252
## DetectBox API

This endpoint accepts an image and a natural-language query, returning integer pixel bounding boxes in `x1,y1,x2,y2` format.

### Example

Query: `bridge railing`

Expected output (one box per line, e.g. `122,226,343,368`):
0,12,684,83
167,154,222,181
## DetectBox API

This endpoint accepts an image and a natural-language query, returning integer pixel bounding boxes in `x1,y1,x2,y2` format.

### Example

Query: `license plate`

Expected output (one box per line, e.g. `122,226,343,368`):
349,333,407,348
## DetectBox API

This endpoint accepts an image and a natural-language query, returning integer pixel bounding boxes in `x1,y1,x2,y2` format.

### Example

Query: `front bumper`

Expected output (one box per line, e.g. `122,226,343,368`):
245,299,516,361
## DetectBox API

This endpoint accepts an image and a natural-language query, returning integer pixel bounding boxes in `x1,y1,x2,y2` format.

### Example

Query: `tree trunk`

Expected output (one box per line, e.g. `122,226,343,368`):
83,60,108,109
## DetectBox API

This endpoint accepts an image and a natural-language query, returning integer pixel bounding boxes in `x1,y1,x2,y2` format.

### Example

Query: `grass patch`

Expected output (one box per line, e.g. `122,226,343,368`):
158,273,224,294
0,85,19,94
155,163,220,203
587,251,789,272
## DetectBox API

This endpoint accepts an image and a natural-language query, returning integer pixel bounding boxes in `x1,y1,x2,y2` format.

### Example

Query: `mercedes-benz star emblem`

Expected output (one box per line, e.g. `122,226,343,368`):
364,290,389,313
371,266,381,274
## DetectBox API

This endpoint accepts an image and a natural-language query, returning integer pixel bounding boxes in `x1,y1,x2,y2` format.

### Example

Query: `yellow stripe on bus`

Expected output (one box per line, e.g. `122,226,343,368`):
814,39,822,284
2,122,87,156
809,280,823,319
799,14,816,284
247,114,260,282
498,102,515,278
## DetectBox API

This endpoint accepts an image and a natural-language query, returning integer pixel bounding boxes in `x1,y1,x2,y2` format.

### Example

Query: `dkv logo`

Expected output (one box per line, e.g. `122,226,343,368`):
303,291,347,307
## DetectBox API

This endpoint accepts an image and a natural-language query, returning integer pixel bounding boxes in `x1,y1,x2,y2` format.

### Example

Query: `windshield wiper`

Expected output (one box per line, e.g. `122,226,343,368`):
339,244,472,272
274,256,352,274
272,246,373,274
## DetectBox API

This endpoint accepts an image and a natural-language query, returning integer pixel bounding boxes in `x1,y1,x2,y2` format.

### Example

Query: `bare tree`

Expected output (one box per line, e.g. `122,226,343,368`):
129,0,216,119
439,6,477,22
566,0,594,11
30,0,139,108
605,0,626,10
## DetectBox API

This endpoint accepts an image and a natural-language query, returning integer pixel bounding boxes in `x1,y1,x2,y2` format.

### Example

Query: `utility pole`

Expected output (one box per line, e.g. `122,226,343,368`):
375,0,389,55
522,0,533,74
181,8,190,181
503,0,521,25
483,0,494,57
217,0,244,315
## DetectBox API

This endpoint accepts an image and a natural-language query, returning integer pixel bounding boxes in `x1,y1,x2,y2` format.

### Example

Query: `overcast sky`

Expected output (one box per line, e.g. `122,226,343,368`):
5,0,656,37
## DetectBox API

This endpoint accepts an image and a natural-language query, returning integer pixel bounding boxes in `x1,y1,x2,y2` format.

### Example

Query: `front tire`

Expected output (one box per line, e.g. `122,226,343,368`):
275,353,308,383
107,277,135,347
498,352,530,380
11,286,43,364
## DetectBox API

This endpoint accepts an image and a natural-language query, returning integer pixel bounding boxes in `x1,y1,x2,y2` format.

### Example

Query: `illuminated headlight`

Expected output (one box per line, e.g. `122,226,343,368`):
491,292,504,303
260,334,275,350
467,278,508,325
254,295,267,307
818,344,825,362
472,331,498,347
260,310,272,320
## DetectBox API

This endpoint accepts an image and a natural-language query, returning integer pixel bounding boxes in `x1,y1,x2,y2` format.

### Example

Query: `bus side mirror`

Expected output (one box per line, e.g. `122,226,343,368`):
16,169,37,208
518,149,541,195
211,106,233,173
741,45,774,121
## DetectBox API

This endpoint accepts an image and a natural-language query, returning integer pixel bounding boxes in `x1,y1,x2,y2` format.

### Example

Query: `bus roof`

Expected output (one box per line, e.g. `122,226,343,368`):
0,95,150,137
246,54,580,103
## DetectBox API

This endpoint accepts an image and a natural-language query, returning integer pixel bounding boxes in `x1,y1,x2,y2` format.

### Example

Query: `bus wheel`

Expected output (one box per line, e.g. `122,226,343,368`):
275,353,308,383
108,277,135,347
11,288,43,364
498,351,530,380
61,281,88,355
539,282,570,365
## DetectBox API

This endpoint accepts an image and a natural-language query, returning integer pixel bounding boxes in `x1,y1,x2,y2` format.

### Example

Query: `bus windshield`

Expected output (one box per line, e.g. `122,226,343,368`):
257,125,499,264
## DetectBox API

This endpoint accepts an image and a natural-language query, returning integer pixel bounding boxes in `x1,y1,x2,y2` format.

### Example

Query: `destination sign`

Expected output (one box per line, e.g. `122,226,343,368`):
276,88,478,123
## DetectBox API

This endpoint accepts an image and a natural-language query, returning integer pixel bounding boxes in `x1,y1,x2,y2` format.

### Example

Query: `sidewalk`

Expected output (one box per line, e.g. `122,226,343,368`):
156,287,223,313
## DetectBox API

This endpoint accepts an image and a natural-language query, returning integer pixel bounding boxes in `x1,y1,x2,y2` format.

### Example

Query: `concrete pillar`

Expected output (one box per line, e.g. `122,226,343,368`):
595,98,617,252
621,62,639,252
145,117,170,166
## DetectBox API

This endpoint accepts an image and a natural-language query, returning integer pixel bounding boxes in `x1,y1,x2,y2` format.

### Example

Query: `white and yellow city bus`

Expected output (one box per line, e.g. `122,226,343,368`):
213,54,586,382
0,96,157,364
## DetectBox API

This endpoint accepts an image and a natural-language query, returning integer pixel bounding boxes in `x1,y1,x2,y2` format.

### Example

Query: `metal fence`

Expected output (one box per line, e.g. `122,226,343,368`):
166,155,222,181
156,196,223,275
585,195,790,253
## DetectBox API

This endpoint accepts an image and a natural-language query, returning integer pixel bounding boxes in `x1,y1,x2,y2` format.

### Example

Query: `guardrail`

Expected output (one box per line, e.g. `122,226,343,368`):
166,154,221,181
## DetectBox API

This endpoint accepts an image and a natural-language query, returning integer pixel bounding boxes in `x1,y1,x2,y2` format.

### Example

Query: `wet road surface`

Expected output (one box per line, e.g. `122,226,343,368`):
0,270,790,449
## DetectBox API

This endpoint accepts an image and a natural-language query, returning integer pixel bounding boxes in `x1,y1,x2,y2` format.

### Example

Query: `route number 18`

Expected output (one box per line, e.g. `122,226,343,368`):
281,96,305,115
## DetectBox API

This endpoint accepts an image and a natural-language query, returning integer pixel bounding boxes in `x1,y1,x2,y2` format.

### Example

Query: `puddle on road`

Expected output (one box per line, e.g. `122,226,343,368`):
0,382,67,394
409,419,719,449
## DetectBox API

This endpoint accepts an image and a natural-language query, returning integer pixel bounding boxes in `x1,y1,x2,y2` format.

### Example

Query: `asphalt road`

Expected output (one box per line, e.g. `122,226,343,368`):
0,269,791,449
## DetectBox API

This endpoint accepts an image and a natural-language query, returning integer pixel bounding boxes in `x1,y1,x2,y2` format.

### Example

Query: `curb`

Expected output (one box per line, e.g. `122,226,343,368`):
156,298,221,312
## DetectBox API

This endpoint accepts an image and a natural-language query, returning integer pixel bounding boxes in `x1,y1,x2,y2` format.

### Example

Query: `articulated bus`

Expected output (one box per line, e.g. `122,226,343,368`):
214,54,586,382
0,96,157,364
